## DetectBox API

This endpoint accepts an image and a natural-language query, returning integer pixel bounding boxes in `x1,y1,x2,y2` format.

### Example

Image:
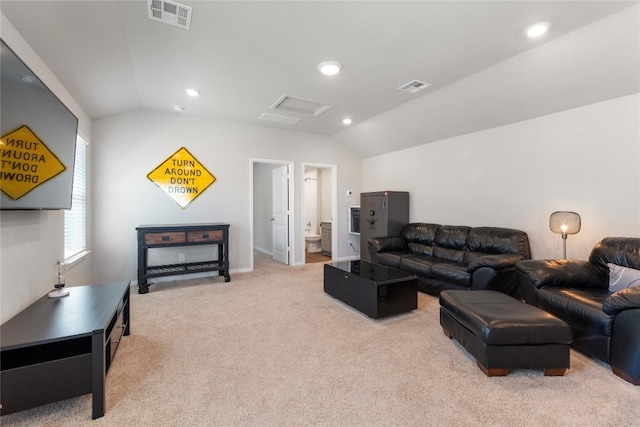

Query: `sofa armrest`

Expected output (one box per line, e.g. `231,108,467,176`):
610,307,640,384
468,254,523,273
603,287,640,315
515,259,607,290
367,237,407,253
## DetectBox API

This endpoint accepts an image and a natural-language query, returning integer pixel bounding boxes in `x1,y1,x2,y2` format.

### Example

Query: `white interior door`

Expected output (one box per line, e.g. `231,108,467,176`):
272,165,289,264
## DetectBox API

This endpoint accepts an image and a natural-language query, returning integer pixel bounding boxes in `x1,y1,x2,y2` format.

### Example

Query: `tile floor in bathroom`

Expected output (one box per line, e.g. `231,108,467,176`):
305,251,331,264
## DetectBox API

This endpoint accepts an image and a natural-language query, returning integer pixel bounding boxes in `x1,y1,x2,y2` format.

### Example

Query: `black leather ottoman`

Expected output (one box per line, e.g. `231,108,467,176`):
439,290,572,377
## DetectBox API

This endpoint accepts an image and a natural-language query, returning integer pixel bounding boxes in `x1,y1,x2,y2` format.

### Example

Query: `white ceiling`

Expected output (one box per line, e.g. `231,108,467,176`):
1,1,639,157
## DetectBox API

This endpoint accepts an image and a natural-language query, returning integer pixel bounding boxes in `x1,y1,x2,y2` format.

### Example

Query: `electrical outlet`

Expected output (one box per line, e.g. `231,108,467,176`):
178,253,186,262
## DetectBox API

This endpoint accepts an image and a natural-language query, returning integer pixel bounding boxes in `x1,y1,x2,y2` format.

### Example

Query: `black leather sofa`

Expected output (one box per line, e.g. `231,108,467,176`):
517,237,640,385
367,223,531,297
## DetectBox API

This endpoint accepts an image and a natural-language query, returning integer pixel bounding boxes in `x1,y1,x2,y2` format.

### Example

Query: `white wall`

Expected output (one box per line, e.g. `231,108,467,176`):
304,168,319,235
90,110,362,284
320,167,333,222
0,13,92,323
364,94,640,260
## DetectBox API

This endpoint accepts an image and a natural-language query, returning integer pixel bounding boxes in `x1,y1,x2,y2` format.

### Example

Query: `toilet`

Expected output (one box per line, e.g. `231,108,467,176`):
305,234,322,253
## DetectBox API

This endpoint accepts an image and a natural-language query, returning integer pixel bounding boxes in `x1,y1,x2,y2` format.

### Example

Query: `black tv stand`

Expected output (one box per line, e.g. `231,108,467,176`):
0,281,130,419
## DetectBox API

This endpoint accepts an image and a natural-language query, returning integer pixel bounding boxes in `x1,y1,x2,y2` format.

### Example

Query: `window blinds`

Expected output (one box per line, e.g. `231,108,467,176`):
64,136,87,260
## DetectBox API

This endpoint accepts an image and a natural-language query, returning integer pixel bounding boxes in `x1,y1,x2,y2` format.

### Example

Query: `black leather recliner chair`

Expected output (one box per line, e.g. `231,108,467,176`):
516,237,640,385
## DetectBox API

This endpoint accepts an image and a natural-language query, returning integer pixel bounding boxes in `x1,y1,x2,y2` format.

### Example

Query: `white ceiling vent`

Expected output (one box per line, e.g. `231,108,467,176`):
148,0,192,30
270,95,335,117
258,113,300,125
398,80,432,94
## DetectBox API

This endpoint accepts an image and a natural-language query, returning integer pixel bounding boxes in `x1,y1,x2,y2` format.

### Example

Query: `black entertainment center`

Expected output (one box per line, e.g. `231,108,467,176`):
0,281,130,419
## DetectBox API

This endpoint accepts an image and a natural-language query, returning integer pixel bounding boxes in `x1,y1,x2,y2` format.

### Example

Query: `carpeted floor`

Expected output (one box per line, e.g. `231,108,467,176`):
2,252,639,426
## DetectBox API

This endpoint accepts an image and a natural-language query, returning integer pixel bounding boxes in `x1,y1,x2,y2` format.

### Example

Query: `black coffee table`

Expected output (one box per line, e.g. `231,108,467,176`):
324,260,417,319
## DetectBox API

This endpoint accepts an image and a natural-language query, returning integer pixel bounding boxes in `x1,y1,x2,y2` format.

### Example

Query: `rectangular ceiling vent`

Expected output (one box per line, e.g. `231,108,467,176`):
270,95,335,117
398,80,432,94
258,113,300,125
148,0,192,30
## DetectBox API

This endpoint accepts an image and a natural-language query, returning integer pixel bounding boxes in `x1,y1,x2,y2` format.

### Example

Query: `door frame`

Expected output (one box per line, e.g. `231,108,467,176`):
302,162,337,262
250,158,295,271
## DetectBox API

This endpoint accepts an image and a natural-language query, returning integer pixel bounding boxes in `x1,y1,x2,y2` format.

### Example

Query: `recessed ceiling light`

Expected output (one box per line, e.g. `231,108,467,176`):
317,61,343,75
185,88,200,97
173,105,185,112
525,22,550,38
342,118,353,125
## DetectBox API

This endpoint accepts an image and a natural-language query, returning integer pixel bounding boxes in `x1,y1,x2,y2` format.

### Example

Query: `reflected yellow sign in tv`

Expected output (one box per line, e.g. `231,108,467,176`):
0,125,66,200
147,147,216,208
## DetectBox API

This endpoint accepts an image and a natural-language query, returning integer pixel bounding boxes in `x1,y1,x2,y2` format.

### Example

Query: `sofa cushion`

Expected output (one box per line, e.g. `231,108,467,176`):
589,237,640,272
607,263,640,292
399,255,439,277
536,287,614,336
407,242,434,256
401,223,440,243
401,223,440,256
464,227,531,263
434,226,470,262
429,260,470,287
376,251,413,269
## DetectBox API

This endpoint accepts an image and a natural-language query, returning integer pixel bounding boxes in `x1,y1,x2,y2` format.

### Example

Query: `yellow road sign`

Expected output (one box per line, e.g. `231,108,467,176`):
147,147,216,208
0,125,66,200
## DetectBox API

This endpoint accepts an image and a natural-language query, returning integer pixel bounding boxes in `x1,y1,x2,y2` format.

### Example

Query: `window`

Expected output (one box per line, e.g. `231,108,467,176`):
64,136,88,262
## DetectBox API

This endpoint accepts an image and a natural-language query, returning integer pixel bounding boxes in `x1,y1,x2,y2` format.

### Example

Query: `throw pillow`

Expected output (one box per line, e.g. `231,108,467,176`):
607,263,640,293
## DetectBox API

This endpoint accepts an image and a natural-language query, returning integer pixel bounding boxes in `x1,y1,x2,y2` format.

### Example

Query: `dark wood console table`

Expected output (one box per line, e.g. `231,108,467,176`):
136,223,230,294
0,281,130,419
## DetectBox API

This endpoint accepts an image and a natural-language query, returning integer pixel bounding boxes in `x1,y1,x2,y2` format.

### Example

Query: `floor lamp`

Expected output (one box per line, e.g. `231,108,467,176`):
549,211,581,259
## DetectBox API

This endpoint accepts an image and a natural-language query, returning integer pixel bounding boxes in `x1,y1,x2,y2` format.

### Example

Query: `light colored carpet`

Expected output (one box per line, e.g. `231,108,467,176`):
3,252,639,426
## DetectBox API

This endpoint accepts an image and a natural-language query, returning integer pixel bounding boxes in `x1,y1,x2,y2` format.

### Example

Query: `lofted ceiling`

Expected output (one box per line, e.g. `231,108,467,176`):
1,1,639,157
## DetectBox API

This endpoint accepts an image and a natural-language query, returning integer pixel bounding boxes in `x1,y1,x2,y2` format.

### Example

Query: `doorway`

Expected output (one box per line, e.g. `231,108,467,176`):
302,163,336,264
250,159,294,271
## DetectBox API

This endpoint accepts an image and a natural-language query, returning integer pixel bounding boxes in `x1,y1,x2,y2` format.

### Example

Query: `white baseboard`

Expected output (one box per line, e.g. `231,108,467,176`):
253,246,272,255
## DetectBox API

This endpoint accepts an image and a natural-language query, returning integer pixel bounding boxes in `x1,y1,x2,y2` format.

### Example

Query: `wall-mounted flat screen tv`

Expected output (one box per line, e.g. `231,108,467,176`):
1,39,78,210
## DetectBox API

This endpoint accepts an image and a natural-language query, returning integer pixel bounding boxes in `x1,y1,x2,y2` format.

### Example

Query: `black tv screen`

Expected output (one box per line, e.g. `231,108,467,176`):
1,39,79,210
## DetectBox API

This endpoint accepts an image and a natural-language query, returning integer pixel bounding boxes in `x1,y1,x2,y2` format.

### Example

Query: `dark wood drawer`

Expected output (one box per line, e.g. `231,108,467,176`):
187,230,223,243
144,232,186,245
106,310,125,371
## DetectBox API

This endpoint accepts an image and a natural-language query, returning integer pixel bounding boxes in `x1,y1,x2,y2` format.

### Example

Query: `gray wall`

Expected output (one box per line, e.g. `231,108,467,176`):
363,94,640,260
90,110,362,284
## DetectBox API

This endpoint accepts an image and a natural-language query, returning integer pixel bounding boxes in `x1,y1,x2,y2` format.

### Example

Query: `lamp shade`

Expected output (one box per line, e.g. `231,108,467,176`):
549,211,581,235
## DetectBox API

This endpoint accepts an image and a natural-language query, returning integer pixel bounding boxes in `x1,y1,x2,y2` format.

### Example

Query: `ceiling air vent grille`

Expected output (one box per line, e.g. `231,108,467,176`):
148,0,192,30
270,95,335,117
258,113,300,125
398,80,432,94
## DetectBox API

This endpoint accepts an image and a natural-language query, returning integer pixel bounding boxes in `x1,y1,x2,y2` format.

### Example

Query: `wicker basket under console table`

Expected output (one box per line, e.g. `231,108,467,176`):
136,223,230,294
